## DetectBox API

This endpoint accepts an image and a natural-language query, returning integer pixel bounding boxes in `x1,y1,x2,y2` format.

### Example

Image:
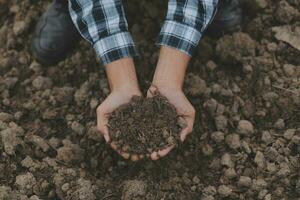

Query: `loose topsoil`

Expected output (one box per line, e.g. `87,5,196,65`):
0,0,300,200
109,95,184,155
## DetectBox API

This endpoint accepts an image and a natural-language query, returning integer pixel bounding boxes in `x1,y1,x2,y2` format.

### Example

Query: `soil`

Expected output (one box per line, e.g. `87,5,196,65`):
0,0,300,200
109,95,185,155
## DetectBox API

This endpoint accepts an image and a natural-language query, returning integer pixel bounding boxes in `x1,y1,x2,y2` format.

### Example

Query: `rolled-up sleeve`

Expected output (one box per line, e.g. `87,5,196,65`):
69,0,138,64
157,0,218,56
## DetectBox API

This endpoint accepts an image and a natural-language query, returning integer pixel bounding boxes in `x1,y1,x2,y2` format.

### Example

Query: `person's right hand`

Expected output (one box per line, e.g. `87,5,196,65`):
96,87,141,160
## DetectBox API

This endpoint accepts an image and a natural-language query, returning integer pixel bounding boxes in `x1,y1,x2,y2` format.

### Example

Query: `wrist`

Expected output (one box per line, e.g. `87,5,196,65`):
112,84,141,95
152,78,182,91
105,58,140,94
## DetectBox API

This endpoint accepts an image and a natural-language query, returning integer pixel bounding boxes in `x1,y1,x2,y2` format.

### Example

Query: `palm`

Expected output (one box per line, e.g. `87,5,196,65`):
147,86,195,160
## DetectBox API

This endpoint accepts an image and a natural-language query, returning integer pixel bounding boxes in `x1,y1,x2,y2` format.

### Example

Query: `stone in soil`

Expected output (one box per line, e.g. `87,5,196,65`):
108,95,186,155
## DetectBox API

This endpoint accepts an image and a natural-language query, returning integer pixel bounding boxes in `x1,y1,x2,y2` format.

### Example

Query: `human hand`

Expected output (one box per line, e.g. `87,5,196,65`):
146,85,195,160
96,87,142,160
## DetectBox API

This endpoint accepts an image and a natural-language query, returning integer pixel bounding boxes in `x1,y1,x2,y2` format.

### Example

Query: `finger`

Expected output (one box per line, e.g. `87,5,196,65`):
131,154,139,162
111,142,130,160
180,127,191,142
121,152,130,160
150,151,159,160
180,115,194,142
110,142,118,151
97,123,111,143
157,145,174,157
101,125,111,143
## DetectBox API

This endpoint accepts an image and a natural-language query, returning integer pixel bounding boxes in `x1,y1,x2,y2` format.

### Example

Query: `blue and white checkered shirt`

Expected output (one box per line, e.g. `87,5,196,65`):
69,0,218,64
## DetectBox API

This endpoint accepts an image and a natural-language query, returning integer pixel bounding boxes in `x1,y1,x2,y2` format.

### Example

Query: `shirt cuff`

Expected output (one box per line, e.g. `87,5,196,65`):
93,32,139,65
156,20,203,57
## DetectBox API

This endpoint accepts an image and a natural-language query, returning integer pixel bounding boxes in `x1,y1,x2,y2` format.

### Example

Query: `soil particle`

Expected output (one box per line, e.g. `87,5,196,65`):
261,130,274,144
224,168,237,179
26,134,50,153
185,73,207,96
202,195,215,200
109,95,184,155
283,129,295,140
56,140,85,164
254,0,268,9
15,172,37,195
236,120,254,136
0,186,13,199
217,185,232,197
277,162,291,177
255,151,266,168
13,20,27,35
53,86,74,104
66,178,97,200
252,179,268,191
210,131,225,143
1,126,24,155
32,76,53,90
272,25,300,51
274,118,285,129
225,133,241,149
216,33,256,64
283,64,296,76
203,186,217,196
70,121,86,136
0,112,14,122
29,195,41,200
275,0,299,24
122,180,147,200
238,176,252,188
74,81,91,106
21,156,37,169
221,153,234,168
214,115,228,131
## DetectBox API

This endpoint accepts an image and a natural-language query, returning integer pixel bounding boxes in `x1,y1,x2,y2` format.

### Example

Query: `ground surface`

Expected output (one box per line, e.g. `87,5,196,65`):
0,0,300,200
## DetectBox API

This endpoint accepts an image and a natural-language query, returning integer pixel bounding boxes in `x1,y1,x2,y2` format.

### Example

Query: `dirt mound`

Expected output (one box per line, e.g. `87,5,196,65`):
109,95,185,155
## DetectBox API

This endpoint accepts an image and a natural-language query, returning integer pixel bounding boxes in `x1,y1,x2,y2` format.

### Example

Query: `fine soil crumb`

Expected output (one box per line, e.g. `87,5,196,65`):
108,95,186,155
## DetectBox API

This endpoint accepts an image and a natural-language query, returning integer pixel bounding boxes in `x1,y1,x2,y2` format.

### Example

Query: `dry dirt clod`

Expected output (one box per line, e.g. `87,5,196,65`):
255,151,266,168
15,172,37,195
221,153,234,168
214,115,228,132
56,140,85,164
71,121,86,136
225,133,241,149
238,176,252,188
216,32,256,64
236,120,254,136
32,76,53,90
217,185,232,197
0,112,14,122
211,131,225,143
122,180,147,200
1,127,23,155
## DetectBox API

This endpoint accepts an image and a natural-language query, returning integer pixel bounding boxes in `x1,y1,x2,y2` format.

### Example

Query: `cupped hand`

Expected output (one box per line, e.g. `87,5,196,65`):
96,87,142,161
147,85,195,160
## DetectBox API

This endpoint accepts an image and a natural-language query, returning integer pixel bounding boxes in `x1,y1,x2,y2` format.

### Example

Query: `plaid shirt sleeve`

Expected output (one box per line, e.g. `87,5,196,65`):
69,0,218,65
68,0,138,64
157,0,219,56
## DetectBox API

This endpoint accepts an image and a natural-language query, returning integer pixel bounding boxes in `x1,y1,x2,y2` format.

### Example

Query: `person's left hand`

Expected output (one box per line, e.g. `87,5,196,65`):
146,85,196,160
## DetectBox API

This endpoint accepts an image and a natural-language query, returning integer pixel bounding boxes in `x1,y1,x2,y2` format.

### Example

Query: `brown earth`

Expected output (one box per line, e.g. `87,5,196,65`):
0,0,300,200
109,95,185,155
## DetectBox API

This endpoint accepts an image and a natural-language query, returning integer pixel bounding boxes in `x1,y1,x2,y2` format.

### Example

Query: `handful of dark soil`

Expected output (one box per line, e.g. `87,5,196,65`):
108,95,186,156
